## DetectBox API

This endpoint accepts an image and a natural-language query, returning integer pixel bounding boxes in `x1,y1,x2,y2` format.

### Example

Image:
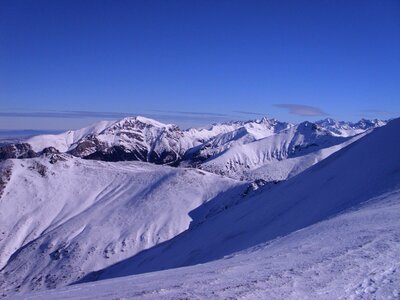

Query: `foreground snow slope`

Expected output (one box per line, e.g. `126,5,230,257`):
13,188,400,299
0,155,242,296
91,118,400,280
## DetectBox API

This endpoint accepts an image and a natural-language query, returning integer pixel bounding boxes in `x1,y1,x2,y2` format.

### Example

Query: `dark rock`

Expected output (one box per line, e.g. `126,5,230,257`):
0,143,37,160
41,147,60,155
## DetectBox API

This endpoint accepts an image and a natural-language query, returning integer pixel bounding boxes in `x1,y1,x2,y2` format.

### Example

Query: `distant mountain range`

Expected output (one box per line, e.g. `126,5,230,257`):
0,116,386,182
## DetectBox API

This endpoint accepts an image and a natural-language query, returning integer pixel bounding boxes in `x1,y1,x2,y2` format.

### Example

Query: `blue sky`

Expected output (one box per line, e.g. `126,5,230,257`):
1,0,399,130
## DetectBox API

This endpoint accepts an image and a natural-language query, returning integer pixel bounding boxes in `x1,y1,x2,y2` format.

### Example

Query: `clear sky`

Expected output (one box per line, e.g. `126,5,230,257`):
1,0,399,130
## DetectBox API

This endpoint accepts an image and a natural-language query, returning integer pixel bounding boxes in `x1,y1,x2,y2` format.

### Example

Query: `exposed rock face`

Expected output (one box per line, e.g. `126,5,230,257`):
0,161,12,199
84,145,148,162
0,143,37,160
41,147,68,164
69,136,108,158
66,117,188,165
41,147,60,155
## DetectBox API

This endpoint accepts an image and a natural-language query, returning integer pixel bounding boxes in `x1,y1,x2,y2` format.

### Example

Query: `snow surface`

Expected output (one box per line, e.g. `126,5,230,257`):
199,121,367,181
0,155,243,296
27,120,115,152
315,118,386,137
24,116,384,156
11,188,400,299
85,118,400,280
19,116,385,181
0,117,395,299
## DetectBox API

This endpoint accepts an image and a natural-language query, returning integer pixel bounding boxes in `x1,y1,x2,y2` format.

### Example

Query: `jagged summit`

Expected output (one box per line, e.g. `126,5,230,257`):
109,116,171,129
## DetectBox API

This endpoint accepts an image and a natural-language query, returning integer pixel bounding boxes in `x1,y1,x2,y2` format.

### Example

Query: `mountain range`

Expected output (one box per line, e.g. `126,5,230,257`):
1,116,398,299
0,116,385,182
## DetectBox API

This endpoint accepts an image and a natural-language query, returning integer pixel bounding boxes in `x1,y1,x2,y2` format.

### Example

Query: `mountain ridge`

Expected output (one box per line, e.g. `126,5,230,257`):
0,116,386,180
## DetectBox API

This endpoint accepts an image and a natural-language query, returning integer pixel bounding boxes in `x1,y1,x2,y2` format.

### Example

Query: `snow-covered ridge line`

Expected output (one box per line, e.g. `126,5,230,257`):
0,116,387,181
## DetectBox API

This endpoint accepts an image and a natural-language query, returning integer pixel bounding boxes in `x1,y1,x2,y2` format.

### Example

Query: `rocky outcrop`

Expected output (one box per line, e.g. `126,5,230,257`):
0,143,37,160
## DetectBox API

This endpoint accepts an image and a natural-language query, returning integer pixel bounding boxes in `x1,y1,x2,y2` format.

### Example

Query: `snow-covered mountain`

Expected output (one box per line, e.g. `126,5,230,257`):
5,117,399,300
196,121,366,181
26,117,193,165
315,118,386,137
0,152,243,296
184,117,292,164
27,120,115,153
0,116,386,181
73,117,400,296
6,117,291,165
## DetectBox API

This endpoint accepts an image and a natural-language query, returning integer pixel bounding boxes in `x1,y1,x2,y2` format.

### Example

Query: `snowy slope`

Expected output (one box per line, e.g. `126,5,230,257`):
316,118,386,137
12,188,400,299
198,121,365,181
6,117,384,172
183,117,291,144
25,117,198,164
0,117,397,299
89,118,400,281
27,120,115,153
24,117,293,166
0,154,243,296
185,118,292,164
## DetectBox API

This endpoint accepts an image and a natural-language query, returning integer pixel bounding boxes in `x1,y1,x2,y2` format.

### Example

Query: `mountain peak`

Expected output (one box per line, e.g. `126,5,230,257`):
114,116,169,128
318,118,336,125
